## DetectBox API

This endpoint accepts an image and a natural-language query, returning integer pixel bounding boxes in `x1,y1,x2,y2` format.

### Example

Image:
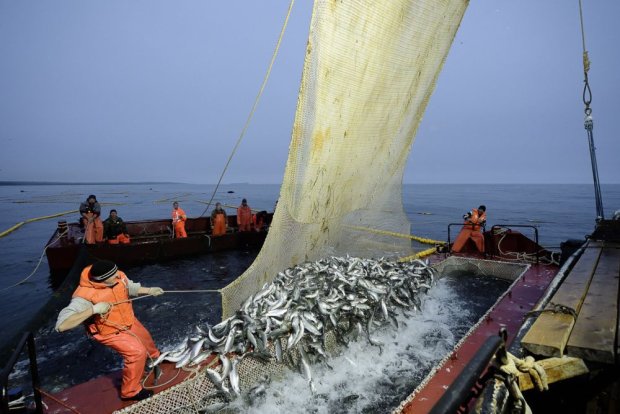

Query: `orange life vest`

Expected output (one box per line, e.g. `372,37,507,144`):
465,208,486,232
237,205,252,229
73,265,135,336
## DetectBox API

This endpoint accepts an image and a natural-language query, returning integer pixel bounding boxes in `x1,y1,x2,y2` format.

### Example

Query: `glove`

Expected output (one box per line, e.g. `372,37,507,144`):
92,302,111,315
149,287,164,296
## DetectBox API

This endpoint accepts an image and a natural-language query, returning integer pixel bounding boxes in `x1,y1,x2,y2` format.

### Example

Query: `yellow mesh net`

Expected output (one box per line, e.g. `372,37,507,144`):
87,2,470,413
221,0,468,319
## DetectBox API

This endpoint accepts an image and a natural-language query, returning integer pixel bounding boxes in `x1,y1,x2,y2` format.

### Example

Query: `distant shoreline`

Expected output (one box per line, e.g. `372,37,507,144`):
0,181,179,186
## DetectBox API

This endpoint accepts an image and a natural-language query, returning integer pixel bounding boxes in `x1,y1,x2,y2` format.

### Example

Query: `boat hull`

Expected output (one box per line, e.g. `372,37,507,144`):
45,215,271,275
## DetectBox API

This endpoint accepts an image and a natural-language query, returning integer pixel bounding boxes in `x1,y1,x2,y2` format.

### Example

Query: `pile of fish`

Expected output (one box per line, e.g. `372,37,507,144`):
153,255,435,407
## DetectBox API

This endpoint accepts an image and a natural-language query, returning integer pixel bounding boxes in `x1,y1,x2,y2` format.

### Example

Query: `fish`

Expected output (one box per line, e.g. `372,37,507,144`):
163,254,435,399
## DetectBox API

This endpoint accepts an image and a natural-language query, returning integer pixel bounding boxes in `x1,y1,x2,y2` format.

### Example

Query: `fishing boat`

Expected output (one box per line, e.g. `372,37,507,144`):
2,1,618,413
44,213,273,276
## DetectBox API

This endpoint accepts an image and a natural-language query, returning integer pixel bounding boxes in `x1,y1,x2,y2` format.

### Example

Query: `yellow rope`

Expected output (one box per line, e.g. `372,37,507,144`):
346,225,445,245
398,247,437,262
199,0,296,217
0,209,78,238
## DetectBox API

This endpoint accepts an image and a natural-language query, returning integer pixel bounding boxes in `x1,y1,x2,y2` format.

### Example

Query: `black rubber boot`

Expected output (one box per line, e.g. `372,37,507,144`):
121,388,153,401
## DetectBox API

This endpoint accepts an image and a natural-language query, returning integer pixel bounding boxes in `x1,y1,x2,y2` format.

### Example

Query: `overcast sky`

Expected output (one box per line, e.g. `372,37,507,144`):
1,1,618,184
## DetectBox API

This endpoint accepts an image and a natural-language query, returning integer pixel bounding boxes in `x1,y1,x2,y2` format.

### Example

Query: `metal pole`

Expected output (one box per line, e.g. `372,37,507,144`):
585,114,605,220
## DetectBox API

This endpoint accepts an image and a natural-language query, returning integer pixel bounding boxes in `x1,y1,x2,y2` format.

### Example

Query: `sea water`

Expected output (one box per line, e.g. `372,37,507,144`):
1,183,619,405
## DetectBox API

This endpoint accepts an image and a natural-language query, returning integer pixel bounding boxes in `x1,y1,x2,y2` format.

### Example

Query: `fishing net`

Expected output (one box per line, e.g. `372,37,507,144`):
221,0,468,319
115,1,468,412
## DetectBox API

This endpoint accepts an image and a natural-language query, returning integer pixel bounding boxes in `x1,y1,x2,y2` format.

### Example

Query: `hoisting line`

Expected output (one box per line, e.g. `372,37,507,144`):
199,0,296,218
111,289,221,305
578,0,604,220
346,225,444,262
346,225,445,245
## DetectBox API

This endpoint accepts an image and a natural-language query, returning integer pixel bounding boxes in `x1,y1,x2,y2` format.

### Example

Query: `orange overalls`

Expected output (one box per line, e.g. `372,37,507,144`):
211,210,227,236
172,207,187,238
108,233,130,244
73,266,160,399
237,205,252,232
451,208,486,253
253,213,264,232
82,212,104,244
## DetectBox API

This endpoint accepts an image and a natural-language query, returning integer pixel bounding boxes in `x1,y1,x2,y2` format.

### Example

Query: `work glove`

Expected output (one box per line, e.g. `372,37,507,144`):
92,302,111,315
149,287,164,296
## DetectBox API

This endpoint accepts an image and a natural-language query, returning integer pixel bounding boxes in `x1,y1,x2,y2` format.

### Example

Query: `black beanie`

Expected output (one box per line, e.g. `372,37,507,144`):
90,260,118,281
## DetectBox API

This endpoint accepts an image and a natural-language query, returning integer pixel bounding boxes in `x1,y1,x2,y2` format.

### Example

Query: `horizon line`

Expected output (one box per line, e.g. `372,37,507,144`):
1,180,619,186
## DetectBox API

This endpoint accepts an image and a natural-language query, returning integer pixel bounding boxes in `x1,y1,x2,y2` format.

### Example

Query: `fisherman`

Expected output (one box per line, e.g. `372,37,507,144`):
237,198,253,232
104,209,130,244
171,201,187,238
210,202,228,236
254,210,267,232
451,205,487,253
79,194,104,244
55,260,164,401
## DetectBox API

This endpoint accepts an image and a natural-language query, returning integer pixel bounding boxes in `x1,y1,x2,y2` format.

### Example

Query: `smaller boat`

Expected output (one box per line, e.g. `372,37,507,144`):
44,213,273,276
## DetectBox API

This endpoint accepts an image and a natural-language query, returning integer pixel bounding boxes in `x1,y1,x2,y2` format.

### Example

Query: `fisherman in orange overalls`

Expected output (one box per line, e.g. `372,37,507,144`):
171,201,187,238
210,202,227,236
79,195,104,244
237,198,253,232
55,260,164,401
451,205,487,253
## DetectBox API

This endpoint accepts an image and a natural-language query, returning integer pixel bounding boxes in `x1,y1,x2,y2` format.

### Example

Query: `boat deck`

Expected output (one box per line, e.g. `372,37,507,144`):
522,240,620,364
399,258,559,413
42,357,218,413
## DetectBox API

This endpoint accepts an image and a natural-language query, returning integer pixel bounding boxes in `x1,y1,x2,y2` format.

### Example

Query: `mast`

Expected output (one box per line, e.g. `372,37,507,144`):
579,0,604,221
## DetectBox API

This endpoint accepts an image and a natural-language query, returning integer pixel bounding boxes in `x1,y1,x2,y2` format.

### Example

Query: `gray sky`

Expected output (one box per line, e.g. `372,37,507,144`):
1,1,618,184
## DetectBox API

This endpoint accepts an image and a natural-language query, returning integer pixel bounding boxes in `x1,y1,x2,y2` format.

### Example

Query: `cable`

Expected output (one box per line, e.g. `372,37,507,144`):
199,0,296,218
492,227,559,265
0,229,68,292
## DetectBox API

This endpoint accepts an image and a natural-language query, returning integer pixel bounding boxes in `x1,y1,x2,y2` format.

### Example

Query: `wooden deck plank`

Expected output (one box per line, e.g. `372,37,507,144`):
566,244,620,364
522,243,602,357
516,356,588,391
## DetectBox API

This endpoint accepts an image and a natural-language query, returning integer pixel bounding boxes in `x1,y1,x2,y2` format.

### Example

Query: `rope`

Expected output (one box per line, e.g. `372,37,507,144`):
492,227,559,266
397,247,437,262
578,0,604,220
578,0,592,112
0,228,68,292
500,351,548,394
111,289,221,306
346,225,445,245
0,209,77,238
525,302,578,320
199,0,296,218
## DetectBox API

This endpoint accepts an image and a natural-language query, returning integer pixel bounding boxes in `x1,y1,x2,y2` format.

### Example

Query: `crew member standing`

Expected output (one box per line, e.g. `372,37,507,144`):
55,260,164,401
171,201,187,238
210,202,228,236
104,209,130,244
451,205,487,253
237,198,253,232
79,195,104,244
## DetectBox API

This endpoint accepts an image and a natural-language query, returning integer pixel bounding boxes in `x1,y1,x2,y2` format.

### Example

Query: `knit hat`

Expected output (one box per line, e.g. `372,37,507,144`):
89,260,118,281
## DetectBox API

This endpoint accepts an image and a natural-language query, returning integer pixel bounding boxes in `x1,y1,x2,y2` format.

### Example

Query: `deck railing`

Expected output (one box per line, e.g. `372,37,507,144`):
0,332,42,414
